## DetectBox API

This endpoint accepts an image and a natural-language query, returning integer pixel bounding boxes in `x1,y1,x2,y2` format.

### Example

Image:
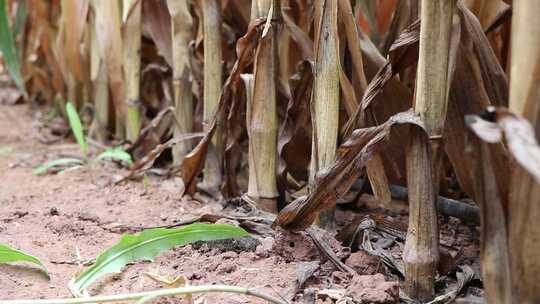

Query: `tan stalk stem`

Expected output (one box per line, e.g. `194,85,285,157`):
89,12,108,142
93,0,126,139
509,1,540,132
403,0,456,301
247,0,280,213
201,0,223,192
123,0,142,142
167,0,194,165
311,0,339,227
278,0,290,95
508,1,540,302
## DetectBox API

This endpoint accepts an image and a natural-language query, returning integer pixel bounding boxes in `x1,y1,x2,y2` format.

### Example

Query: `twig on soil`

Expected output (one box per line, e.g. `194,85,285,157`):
306,227,356,275
50,259,95,266
0,285,289,304
353,179,480,225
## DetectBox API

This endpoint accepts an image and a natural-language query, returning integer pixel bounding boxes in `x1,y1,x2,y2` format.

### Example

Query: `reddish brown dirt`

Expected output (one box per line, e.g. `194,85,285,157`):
0,104,480,303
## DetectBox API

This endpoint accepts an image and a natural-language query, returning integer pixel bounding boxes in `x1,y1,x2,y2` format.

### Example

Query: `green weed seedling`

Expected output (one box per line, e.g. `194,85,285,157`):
34,102,133,176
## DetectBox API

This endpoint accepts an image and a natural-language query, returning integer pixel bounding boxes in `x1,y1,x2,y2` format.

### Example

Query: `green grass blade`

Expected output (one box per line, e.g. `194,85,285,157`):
0,243,49,276
0,0,25,94
96,147,133,165
12,0,26,62
33,157,84,175
66,102,88,157
70,223,248,294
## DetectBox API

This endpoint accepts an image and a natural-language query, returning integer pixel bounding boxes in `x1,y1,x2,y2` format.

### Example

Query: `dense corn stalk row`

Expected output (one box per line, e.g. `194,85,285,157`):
0,0,539,302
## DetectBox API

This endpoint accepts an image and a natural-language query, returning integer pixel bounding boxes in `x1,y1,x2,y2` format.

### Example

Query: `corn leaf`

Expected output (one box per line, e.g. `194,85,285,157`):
66,102,88,157
0,243,48,276
96,147,133,165
33,158,85,175
69,223,249,294
0,0,25,94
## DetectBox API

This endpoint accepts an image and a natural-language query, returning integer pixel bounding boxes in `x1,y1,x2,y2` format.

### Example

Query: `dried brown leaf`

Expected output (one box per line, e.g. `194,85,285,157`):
273,110,426,230
142,0,172,66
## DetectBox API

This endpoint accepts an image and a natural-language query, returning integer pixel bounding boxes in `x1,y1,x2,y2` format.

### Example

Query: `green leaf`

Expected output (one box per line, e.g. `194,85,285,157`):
33,157,85,175
0,0,25,94
12,0,26,62
65,102,88,157
70,223,248,294
0,243,49,276
96,147,133,165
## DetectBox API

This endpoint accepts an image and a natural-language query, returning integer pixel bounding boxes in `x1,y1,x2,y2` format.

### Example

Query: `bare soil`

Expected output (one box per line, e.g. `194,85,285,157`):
0,104,481,304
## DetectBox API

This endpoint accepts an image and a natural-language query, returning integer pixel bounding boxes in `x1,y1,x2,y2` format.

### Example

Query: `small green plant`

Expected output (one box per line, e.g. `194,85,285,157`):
69,223,248,295
0,225,288,304
65,102,88,157
0,243,49,277
34,102,133,175
0,0,25,94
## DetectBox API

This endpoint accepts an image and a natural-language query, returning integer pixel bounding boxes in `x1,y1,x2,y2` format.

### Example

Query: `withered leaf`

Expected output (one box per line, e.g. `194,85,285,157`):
273,110,426,230
142,0,172,66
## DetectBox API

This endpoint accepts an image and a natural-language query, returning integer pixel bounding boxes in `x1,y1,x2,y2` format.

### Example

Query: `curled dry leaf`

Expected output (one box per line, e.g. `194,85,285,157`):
273,110,427,230
141,0,172,66
277,60,314,187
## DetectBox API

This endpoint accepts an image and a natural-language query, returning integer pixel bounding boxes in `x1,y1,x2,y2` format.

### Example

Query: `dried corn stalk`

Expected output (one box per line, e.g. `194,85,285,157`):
92,0,125,139
310,0,339,226
246,0,280,213
167,0,194,165
123,0,141,142
403,0,457,301
508,1,540,302
88,10,109,142
201,0,224,192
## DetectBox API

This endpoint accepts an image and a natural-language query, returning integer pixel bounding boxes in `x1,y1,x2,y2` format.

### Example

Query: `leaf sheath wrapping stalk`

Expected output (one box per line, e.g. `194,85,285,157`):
247,0,280,212
310,0,340,225
404,0,457,300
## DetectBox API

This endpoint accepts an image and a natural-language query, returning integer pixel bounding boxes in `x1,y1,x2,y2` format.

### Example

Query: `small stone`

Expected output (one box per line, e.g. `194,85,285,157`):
49,207,59,216
346,274,398,304
345,250,380,275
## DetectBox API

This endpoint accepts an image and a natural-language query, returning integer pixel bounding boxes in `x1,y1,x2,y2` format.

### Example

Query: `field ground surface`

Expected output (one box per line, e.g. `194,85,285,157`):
0,104,483,303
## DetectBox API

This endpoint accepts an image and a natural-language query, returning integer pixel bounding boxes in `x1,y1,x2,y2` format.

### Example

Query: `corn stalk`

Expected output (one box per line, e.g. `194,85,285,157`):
88,10,109,142
247,0,280,213
122,0,141,142
403,0,456,301
201,0,223,192
92,0,125,139
167,0,194,165
311,0,339,226
508,1,540,302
